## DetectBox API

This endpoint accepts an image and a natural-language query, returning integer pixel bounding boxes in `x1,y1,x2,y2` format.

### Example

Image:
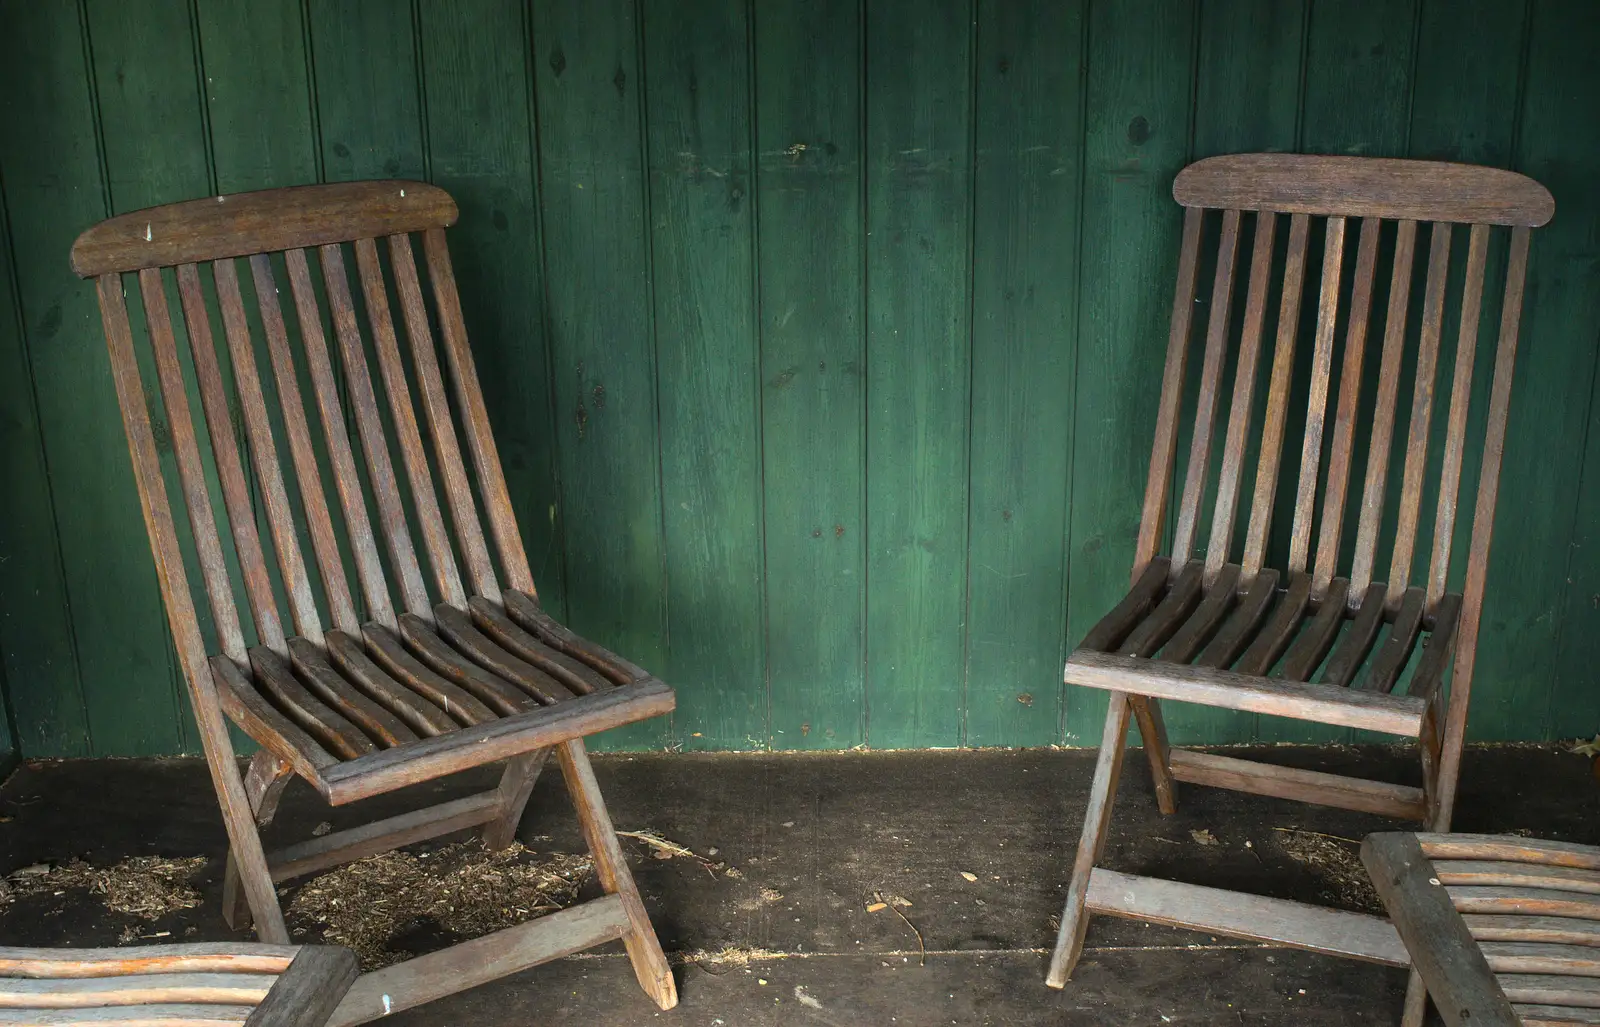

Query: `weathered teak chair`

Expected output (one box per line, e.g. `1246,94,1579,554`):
0,942,357,1026
1364,832,1600,1027
70,182,678,1021
1047,154,1554,995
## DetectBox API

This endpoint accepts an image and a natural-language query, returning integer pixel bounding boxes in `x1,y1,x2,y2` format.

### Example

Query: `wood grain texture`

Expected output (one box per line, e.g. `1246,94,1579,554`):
242,946,357,1027
1169,749,1425,818
0,945,296,979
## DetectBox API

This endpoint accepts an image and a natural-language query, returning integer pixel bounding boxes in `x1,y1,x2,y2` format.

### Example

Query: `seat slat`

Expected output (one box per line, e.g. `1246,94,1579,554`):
1172,209,1242,566
0,1003,253,1025
1360,586,1426,693
502,591,650,685
1438,863,1600,897
210,656,338,780
1196,568,1279,670
1349,220,1419,600
286,639,418,747
1079,558,1172,653
0,974,275,1009
0,945,296,980
396,615,537,714
360,623,510,720
1311,217,1381,596
1409,592,1462,701
1286,217,1347,575
1499,975,1600,1009
1513,1003,1600,1026
433,605,577,705
248,649,376,760
351,238,468,610
387,234,501,602
1120,562,1205,658
467,597,611,694
1241,214,1311,582
280,248,396,634
1426,838,1600,873
1317,582,1389,688
1234,570,1312,676
1278,578,1353,682
1468,916,1600,947
322,630,465,734
1204,213,1276,584
1452,888,1600,920
1161,565,1241,665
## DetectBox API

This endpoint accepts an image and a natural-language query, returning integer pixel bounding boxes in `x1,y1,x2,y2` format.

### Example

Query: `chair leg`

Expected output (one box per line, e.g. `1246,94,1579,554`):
222,753,293,932
1130,696,1179,815
1401,970,1428,1027
482,748,551,851
1046,692,1134,988
557,739,678,1010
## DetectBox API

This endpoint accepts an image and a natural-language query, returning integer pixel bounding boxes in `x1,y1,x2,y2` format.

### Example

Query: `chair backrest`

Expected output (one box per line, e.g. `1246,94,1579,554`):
70,182,538,705
1135,154,1552,629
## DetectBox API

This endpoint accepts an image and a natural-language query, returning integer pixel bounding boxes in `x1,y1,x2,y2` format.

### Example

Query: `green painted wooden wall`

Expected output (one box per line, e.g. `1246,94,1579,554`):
0,0,1597,757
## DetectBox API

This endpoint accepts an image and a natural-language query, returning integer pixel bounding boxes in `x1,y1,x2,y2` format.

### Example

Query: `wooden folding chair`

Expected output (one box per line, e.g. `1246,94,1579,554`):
1046,154,1554,1011
69,182,678,1022
1364,832,1600,1027
0,942,357,1027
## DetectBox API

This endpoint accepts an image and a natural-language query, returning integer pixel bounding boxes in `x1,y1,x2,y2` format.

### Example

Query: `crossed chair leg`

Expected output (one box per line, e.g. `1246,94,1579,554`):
218,740,676,1022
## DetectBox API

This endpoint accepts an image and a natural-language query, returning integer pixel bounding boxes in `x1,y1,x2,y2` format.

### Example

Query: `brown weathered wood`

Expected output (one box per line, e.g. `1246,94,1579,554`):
286,639,417,747
1079,558,1172,653
1169,749,1424,819
1288,217,1347,574
1318,582,1389,688
1312,217,1380,595
432,605,576,705
1134,207,1205,578
1204,213,1276,582
1499,976,1600,1010
321,631,460,735
1241,214,1310,581
1233,570,1312,676
1362,832,1520,1027
482,748,551,851
1481,943,1600,976
357,624,503,723
350,238,467,609
1410,593,1462,702
1161,564,1241,665
0,973,276,1007
267,792,500,882
1362,587,1427,693
248,648,375,761
1065,649,1427,736
1129,695,1179,817
1196,568,1279,669
243,946,357,1027
210,657,337,784
1173,154,1554,227
467,598,610,694
0,945,297,979
174,265,286,655
421,229,536,594
1427,224,1492,611
502,590,648,685
0,1002,253,1025
1172,209,1242,565
1467,916,1600,946
1350,220,1419,601
1513,1003,1600,1026
396,614,537,713
386,233,500,601
1120,561,1205,658
1277,578,1353,682
1086,867,1410,966
1422,835,1600,872
280,248,394,634
70,181,456,276
1434,861,1600,895
1452,889,1600,920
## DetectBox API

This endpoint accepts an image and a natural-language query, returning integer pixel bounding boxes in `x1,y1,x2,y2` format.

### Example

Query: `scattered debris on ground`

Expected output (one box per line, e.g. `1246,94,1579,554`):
681,945,788,970
869,889,925,965
616,829,725,877
1190,828,1219,846
286,840,592,969
1271,827,1382,914
2,856,205,919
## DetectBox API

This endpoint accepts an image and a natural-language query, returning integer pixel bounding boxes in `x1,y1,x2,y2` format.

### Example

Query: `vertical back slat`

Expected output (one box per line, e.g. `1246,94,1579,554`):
1311,217,1382,594
214,258,324,645
1426,223,1492,609
314,244,435,620
175,264,287,654
1241,214,1311,581
1286,216,1348,575
247,254,359,637
138,268,246,663
421,228,536,594
351,237,470,608
280,249,398,633
1171,208,1242,566
1204,212,1277,583
388,233,501,602
1386,223,1453,605
1349,220,1419,599
1134,206,1205,582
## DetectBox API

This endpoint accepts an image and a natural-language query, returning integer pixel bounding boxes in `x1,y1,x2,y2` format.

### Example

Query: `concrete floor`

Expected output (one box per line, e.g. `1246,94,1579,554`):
1,743,1596,1025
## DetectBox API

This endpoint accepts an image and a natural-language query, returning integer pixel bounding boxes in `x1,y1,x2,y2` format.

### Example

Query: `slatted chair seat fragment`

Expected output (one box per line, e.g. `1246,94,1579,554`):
1047,154,1553,1027
0,943,357,1027
1364,833,1600,1027
70,181,677,1023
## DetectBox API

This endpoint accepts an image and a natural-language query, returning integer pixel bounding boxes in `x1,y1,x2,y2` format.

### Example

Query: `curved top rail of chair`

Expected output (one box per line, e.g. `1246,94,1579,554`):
70,180,459,277
1173,154,1554,227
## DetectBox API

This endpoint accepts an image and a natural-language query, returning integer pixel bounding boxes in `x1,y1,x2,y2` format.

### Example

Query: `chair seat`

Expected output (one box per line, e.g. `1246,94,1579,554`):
1064,556,1460,738
212,590,675,805
0,942,357,1026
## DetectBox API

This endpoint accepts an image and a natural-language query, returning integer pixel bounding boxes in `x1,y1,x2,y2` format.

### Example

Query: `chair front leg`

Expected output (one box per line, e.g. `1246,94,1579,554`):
223,752,293,931
482,748,551,850
1130,696,1179,814
1047,691,1134,988
557,739,678,1010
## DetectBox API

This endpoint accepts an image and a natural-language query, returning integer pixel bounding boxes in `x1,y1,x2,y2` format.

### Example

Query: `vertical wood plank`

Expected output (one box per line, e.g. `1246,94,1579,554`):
1287,217,1347,576
755,0,866,749
641,0,765,750
1063,0,1196,745
307,0,426,182
418,0,564,606
532,0,667,750
863,0,973,748
964,0,1086,748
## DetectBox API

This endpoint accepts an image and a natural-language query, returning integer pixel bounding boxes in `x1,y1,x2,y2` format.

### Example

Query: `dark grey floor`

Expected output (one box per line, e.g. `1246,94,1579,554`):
1,743,1596,1025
